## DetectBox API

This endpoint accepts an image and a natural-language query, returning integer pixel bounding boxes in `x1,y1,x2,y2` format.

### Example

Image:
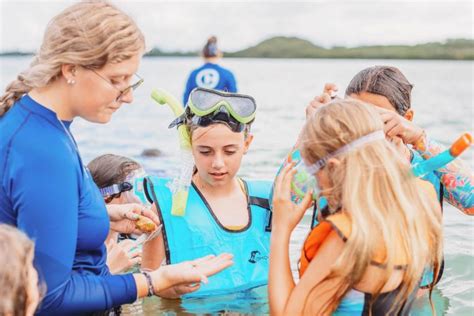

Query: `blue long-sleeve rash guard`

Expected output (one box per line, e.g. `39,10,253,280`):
0,95,137,315
183,62,237,105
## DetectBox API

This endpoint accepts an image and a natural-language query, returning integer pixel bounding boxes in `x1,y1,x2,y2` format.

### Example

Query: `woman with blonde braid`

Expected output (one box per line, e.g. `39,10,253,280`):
0,2,232,315
269,100,443,315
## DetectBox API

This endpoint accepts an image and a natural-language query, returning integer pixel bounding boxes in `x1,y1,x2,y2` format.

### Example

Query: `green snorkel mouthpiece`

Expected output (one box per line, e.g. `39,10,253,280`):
151,89,193,216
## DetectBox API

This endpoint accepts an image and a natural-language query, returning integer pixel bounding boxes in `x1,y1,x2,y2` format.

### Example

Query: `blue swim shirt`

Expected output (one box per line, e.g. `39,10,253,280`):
0,95,137,315
183,62,237,105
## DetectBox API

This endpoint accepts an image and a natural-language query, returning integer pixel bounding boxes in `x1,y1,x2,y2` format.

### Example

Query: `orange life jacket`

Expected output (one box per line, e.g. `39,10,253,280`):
299,179,438,276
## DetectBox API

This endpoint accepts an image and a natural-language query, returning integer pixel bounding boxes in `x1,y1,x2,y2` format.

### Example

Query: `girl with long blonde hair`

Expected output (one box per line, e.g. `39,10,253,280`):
269,100,443,315
0,1,231,314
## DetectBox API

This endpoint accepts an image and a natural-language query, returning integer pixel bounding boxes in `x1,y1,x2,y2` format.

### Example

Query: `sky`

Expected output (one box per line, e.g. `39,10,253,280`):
0,0,472,53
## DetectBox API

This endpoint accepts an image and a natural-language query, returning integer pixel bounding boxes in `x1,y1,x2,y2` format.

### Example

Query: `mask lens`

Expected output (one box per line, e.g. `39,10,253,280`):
193,116,212,127
189,88,256,121
124,169,150,206
227,96,256,117
190,89,221,111
291,160,320,203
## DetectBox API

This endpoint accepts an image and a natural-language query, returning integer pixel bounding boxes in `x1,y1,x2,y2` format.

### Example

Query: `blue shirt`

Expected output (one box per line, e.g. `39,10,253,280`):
183,62,237,104
0,95,137,315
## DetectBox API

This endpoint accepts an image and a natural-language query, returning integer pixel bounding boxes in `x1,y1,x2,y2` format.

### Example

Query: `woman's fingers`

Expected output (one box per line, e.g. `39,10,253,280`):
140,208,160,225
172,284,201,295
114,205,160,234
128,203,147,215
117,203,151,221
157,283,201,298
123,210,139,221
181,283,201,293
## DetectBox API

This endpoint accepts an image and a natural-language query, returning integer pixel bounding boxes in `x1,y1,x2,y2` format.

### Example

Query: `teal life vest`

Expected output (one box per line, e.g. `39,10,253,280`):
144,176,272,297
411,150,444,205
411,150,445,289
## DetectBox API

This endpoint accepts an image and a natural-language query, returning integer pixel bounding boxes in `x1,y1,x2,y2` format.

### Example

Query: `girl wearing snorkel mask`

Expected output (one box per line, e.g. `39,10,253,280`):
88,154,150,207
269,100,443,316
307,67,472,215
305,67,472,300
88,154,152,274
142,88,272,302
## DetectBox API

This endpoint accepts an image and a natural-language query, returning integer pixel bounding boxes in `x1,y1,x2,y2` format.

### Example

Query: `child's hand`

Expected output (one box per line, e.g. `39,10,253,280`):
305,83,338,119
389,135,412,162
376,107,424,145
106,239,142,274
323,83,339,97
271,162,313,234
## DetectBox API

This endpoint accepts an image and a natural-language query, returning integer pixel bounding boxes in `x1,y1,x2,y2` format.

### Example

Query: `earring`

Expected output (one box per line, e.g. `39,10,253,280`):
67,79,76,85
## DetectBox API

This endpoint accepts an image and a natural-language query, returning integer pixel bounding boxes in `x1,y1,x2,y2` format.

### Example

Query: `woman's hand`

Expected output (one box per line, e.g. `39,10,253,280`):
376,107,424,145
272,162,313,234
106,239,142,274
107,203,160,234
156,284,201,299
151,253,234,293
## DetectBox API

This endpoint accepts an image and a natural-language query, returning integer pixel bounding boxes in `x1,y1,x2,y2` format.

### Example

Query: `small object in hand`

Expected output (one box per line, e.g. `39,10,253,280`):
144,224,163,243
135,215,157,233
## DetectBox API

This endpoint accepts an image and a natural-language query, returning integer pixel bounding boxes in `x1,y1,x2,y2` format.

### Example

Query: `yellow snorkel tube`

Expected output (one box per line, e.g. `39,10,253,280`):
151,89,193,216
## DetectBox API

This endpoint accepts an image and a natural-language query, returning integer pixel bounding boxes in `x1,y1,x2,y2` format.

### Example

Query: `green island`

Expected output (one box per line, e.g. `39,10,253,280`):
2,37,473,60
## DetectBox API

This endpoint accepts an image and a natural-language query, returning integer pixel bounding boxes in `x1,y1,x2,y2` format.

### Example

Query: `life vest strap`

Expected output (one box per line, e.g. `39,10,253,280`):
248,196,270,210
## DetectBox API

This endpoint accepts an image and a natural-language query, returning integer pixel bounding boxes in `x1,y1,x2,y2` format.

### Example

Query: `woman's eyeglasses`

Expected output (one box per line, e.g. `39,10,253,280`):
87,68,144,102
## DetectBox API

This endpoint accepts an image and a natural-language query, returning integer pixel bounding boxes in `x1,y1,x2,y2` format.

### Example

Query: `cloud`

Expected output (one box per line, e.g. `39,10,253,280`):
0,0,472,52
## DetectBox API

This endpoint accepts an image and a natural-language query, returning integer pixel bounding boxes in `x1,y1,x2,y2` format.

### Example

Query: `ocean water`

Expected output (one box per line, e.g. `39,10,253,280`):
1,56,472,315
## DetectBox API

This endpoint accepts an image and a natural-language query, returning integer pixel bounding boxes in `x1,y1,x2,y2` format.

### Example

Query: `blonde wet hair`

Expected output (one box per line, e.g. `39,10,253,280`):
300,99,443,314
0,224,38,316
0,0,145,116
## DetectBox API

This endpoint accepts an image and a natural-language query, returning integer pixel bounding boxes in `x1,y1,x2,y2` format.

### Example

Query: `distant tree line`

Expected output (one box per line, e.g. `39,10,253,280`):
2,37,472,60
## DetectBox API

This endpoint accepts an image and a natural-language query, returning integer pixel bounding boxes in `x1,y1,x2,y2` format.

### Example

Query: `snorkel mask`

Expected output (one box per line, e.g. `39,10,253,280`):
290,130,386,203
169,88,257,133
99,168,150,206
158,88,257,216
